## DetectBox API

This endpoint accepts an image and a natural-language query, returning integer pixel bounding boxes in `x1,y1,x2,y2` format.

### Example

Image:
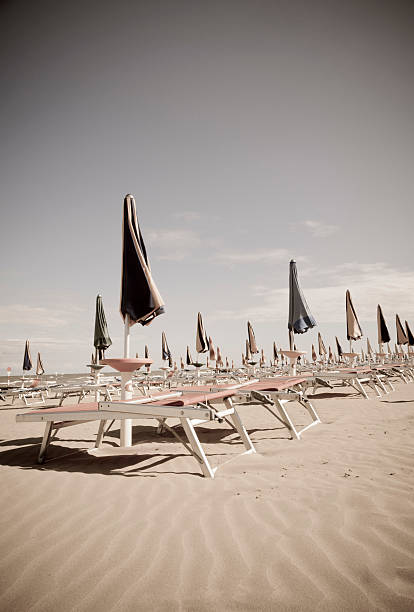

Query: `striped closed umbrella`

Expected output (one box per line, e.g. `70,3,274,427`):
23,340,32,372
247,321,259,354
94,294,112,362
288,259,317,348
396,314,408,346
346,290,363,342
36,352,45,376
311,344,317,362
318,332,327,356
186,345,194,366
273,342,278,364
161,332,172,367
196,312,208,354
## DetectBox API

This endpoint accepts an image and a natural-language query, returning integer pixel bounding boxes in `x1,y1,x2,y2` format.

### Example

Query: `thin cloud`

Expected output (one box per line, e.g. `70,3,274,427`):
147,228,201,261
304,220,339,238
213,248,292,265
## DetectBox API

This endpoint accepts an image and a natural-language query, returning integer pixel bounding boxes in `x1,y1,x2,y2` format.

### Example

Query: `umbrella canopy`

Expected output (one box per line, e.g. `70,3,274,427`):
273,341,278,363
328,346,333,362
288,260,317,337
346,290,363,341
186,345,194,366
396,314,408,345
144,345,149,359
120,194,165,327
245,338,252,361
318,332,327,356
335,336,343,357
216,346,223,366
208,336,216,361
377,304,391,345
242,353,246,366
311,344,317,362
405,321,414,346
36,352,45,376
94,294,112,361
196,312,208,353
366,338,374,356
23,340,32,371
161,332,172,367
247,321,259,354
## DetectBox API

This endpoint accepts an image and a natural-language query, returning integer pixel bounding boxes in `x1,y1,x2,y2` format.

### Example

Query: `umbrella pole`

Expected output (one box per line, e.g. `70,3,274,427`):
120,315,132,447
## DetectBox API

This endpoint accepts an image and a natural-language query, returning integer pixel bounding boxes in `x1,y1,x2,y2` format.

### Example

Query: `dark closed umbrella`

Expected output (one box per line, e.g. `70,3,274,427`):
161,332,172,367
186,345,194,366
335,336,343,357
23,340,32,371
318,332,327,356
396,314,408,345
405,321,414,346
120,194,165,327
273,341,278,363
288,260,317,343
94,294,112,361
377,305,391,345
196,312,208,353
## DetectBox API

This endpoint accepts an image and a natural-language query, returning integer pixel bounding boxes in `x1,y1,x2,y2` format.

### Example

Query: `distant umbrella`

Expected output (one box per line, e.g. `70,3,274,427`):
335,336,343,357
361,347,365,362
216,346,223,366
120,194,165,328
242,353,246,366
186,345,194,366
405,321,414,346
377,305,391,346
144,345,149,359
245,339,252,361
94,294,112,362
208,336,216,361
318,332,327,356
180,356,185,369
91,352,96,365
387,342,392,355
23,340,32,372
225,357,229,368
273,342,278,363
346,290,363,341
161,332,172,367
260,348,265,366
36,352,45,376
328,346,333,362
366,338,374,357
196,312,208,353
135,352,139,358
288,260,317,347
396,314,408,345
247,321,259,354
311,344,317,362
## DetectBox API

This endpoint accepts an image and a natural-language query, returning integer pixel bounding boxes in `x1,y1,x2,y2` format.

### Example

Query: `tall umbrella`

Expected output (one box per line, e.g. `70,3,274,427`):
273,341,278,364
396,314,408,346
346,290,363,348
162,332,172,367
245,339,252,362
247,321,259,354
209,336,216,361
377,304,391,350
196,312,208,354
120,194,165,358
311,344,317,362
288,259,317,348
36,352,45,376
23,340,32,373
366,338,374,358
335,336,343,358
94,294,112,362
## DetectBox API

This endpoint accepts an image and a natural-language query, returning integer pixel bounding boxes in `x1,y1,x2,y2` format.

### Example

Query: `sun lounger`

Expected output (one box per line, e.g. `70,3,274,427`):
16,389,255,478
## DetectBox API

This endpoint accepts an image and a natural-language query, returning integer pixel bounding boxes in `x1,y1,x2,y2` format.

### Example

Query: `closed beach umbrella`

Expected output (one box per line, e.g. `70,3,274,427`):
162,332,172,367
311,344,317,362
328,346,333,362
387,342,392,355
242,353,246,366
245,339,252,361
335,336,343,357
247,321,259,354
226,357,229,368
396,314,408,346
180,356,185,369
23,340,32,372
318,332,327,356
216,346,223,366
377,304,391,349
94,294,112,362
208,336,216,361
346,290,363,341
366,338,374,357
196,312,208,353
186,345,194,366
36,352,45,376
120,194,165,336
405,321,414,346
273,341,278,363
288,259,317,348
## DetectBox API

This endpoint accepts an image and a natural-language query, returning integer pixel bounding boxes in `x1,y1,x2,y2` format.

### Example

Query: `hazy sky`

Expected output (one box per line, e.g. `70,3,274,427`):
1,0,414,373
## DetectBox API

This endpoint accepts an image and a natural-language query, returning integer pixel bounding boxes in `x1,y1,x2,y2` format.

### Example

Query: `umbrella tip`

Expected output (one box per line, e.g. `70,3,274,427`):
290,259,296,263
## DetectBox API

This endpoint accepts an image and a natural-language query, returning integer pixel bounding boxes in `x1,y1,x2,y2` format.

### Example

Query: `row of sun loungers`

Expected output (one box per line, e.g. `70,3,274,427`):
14,362,413,478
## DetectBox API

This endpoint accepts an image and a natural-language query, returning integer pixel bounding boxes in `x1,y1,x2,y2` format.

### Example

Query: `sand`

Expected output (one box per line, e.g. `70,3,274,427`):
0,383,414,611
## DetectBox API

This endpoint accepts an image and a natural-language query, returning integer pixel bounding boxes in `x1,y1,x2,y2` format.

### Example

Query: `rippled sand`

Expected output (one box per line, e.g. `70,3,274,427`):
1,383,413,611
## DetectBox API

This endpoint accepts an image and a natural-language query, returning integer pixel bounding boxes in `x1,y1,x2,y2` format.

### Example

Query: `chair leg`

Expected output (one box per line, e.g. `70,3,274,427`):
95,420,107,448
224,399,255,454
180,417,215,478
274,398,301,440
38,421,54,464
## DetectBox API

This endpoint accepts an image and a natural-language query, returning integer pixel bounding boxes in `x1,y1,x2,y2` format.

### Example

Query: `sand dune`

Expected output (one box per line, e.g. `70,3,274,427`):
0,384,414,611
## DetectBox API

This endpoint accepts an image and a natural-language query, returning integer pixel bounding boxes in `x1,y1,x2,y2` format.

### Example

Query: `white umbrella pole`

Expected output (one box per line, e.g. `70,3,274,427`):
120,315,132,447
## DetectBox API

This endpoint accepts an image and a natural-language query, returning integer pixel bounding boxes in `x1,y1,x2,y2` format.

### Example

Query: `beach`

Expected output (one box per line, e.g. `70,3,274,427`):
1,383,413,611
